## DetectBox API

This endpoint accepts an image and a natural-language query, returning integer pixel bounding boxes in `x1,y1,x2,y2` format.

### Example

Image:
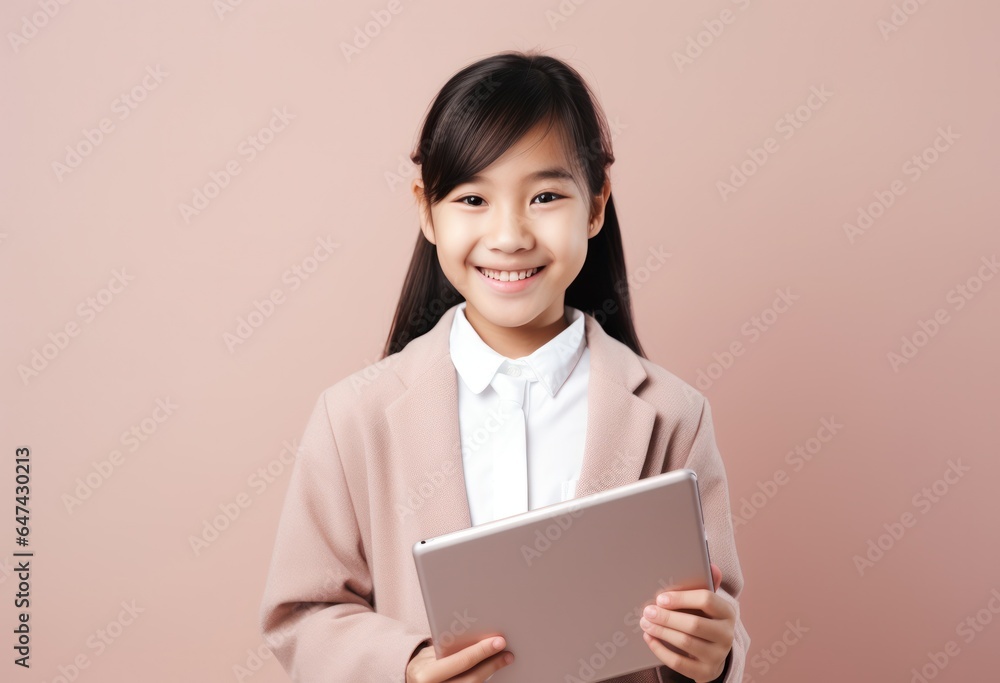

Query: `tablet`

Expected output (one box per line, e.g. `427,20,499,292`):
411,468,714,681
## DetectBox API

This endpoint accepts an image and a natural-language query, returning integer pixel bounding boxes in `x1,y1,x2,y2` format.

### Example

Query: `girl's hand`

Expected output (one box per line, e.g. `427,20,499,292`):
639,562,735,683
406,635,514,683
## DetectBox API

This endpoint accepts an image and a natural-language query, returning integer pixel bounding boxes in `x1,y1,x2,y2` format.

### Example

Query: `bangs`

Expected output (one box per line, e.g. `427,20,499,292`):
413,58,595,205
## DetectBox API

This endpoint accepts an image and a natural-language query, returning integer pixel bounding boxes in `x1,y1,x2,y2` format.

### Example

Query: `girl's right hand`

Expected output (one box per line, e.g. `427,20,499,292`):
405,635,514,682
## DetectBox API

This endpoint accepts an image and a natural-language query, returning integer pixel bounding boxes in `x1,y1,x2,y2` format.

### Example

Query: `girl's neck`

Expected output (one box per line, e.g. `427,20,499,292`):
463,304,569,359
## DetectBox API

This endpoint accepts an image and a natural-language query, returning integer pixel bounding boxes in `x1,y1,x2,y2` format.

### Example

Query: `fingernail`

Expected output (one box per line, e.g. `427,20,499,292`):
658,593,671,606
644,605,656,618
504,652,514,665
493,637,504,650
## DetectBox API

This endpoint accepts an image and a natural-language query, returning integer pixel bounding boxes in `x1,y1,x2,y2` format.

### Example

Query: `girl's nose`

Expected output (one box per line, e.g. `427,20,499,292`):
484,209,534,250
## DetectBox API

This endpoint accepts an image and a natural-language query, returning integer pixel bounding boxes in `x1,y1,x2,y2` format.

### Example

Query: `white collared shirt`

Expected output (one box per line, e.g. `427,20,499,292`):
448,301,590,526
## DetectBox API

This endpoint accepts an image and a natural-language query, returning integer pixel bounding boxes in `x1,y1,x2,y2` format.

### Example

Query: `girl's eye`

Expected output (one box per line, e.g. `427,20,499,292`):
455,192,564,207
533,192,563,204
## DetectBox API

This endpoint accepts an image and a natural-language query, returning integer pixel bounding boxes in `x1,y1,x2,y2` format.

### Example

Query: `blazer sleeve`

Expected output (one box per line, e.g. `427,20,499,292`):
656,396,751,683
258,390,432,682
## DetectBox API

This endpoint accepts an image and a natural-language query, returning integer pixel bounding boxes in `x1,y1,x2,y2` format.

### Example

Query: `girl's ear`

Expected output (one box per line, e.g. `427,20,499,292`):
588,176,613,238
412,178,436,245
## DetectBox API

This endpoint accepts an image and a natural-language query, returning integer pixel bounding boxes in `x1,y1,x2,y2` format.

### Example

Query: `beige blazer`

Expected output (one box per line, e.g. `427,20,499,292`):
259,303,750,683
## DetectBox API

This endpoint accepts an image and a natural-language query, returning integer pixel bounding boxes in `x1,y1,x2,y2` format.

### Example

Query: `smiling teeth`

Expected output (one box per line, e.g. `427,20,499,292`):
480,267,540,281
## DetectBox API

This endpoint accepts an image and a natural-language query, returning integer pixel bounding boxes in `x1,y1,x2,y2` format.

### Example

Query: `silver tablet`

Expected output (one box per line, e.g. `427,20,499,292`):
411,468,714,681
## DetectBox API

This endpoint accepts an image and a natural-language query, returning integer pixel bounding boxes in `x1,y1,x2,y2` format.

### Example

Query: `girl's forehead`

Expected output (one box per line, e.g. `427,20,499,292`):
480,125,577,179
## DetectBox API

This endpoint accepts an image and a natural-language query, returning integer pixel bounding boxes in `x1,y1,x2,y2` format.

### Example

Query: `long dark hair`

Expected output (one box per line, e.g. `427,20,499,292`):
381,50,646,361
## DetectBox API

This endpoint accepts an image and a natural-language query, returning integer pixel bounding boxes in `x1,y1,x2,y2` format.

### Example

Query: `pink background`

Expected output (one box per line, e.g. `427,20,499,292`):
3,1,999,681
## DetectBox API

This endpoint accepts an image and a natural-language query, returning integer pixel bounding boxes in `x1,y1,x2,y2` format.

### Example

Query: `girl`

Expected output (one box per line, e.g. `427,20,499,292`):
259,50,749,683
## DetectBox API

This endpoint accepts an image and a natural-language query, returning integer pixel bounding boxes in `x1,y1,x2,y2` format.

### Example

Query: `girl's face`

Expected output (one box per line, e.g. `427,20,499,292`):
413,121,611,355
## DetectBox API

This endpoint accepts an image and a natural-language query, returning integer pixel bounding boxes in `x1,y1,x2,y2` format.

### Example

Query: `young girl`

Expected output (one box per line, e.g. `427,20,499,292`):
259,50,749,683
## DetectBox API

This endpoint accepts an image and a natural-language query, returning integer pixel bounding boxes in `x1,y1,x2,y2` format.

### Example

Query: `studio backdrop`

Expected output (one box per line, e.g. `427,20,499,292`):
2,1,998,681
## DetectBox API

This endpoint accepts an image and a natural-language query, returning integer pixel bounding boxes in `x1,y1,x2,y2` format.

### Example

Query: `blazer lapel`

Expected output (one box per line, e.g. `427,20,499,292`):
384,304,657,542
384,307,473,542
574,312,657,498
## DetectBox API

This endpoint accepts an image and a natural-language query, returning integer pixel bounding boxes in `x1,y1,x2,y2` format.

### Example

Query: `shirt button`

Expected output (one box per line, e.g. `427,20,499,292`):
506,366,521,377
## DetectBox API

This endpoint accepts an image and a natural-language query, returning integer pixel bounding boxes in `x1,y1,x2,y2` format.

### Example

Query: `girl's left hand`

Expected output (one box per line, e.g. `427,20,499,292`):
638,562,735,683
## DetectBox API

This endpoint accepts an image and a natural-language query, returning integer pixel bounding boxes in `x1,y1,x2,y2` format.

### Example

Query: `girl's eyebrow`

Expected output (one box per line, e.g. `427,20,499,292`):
464,166,575,186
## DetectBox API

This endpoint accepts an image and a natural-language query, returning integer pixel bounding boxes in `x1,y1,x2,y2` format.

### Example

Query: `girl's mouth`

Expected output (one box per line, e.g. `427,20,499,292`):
474,265,546,292
475,265,545,282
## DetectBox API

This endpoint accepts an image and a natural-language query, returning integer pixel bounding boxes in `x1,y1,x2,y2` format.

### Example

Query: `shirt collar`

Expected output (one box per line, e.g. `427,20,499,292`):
449,300,587,398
